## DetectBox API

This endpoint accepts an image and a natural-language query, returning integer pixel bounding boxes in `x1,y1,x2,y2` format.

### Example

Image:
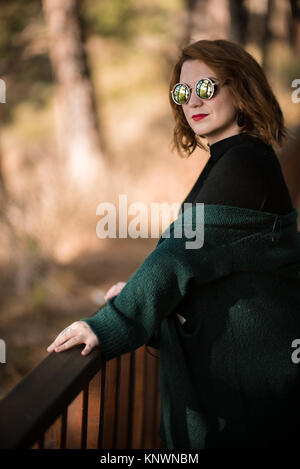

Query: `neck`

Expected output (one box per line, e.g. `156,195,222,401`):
205,125,242,146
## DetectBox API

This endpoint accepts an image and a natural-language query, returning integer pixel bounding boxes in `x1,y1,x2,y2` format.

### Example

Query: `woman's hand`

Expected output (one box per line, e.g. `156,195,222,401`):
46,282,126,356
46,321,99,356
104,281,126,301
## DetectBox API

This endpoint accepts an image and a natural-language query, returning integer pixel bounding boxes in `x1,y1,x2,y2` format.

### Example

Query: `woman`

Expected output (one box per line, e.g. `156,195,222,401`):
47,39,300,448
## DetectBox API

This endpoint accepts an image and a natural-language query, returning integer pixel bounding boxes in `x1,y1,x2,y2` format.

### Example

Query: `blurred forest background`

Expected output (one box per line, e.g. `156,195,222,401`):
0,0,300,399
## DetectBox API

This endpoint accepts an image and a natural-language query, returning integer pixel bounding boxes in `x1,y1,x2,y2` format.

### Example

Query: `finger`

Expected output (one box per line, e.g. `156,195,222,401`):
47,336,69,353
104,286,117,301
47,329,75,352
104,285,117,298
47,338,62,352
104,291,115,301
53,336,80,353
81,343,93,356
117,282,126,287
47,343,54,352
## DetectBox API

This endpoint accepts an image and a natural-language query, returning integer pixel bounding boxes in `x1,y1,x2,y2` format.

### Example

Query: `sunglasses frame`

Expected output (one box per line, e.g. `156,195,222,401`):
171,77,220,105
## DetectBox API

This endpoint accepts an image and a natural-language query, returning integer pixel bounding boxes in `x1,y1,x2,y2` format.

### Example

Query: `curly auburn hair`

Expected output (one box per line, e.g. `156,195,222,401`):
169,39,289,158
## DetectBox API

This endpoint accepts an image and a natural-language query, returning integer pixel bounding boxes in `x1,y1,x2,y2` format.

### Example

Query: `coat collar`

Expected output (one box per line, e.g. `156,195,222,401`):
159,203,299,249
158,204,300,272
207,133,268,163
177,203,298,229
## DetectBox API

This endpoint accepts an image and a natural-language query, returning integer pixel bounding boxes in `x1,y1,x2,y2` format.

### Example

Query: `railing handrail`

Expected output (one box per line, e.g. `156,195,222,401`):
0,342,105,448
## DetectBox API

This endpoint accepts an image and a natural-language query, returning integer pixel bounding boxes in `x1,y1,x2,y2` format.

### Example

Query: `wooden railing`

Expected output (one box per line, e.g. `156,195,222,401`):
0,317,163,449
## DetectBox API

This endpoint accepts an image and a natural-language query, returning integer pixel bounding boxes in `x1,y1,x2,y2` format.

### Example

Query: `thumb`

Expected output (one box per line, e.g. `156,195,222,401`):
81,343,92,356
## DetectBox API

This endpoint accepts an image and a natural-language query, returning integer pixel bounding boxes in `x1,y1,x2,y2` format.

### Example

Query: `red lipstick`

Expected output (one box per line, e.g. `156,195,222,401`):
192,114,208,121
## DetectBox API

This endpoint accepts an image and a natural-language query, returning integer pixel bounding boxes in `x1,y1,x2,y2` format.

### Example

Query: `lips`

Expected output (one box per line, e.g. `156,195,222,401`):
192,114,208,121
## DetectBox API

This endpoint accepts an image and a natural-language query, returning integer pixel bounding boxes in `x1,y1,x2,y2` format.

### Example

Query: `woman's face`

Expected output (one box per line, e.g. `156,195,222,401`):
179,60,240,145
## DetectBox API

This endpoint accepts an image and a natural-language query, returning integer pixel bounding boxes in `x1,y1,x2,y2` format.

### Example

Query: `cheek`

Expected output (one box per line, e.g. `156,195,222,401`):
211,95,236,120
182,106,189,121
216,90,236,116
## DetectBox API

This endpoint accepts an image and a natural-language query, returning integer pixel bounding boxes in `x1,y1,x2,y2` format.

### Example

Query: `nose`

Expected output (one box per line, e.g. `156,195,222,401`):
188,88,204,107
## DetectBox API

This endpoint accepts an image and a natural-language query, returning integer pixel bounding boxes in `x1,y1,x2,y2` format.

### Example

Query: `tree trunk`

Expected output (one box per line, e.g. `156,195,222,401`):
229,0,249,46
288,0,300,54
41,0,108,191
261,0,274,73
182,0,230,47
0,133,30,294
182,0,199,46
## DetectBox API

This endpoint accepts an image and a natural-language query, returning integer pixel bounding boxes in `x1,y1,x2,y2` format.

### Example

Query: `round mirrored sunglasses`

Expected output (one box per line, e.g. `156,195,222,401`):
171,77,219,105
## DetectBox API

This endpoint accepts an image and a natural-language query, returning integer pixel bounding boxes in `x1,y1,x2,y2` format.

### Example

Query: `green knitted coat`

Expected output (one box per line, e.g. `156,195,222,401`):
81,203,300,449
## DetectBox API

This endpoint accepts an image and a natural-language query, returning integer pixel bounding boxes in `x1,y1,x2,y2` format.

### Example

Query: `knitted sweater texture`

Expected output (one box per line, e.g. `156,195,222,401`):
81,203,300,448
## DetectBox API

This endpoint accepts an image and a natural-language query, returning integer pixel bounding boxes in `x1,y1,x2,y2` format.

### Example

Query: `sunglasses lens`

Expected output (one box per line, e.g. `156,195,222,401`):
172,84,190,104
196,79,214,99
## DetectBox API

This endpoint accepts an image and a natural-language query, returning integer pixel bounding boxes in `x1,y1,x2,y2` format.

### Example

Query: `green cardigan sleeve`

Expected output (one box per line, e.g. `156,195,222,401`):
80,227,232,361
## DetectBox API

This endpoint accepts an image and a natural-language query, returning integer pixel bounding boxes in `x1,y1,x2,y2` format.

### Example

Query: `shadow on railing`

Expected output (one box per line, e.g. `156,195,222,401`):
0,309,163,449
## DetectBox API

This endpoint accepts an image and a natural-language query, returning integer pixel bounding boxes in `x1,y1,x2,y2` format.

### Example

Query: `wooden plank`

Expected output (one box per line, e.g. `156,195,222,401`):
0,291,164,451
100,357,119,448
97,365,106,449
0,344,105,448
42,416,62,449
154,355,164,449
60,408,68,449
127,352,135,448
66,392,83,448
81,383,89,448
115,352,132,448
130,346,146,449
86,371,101,449
143,348,157,448
113,356,121,448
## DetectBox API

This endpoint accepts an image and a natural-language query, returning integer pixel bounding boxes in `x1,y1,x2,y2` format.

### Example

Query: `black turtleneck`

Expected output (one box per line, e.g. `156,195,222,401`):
179,132,293,215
